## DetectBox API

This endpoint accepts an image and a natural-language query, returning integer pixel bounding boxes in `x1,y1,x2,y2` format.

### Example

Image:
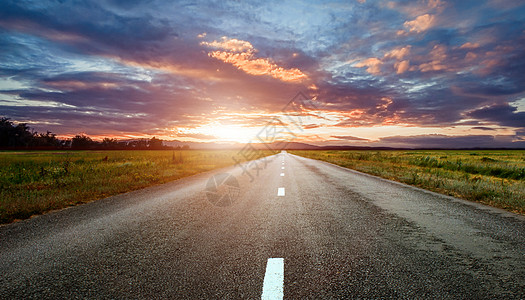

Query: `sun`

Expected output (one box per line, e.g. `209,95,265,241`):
199,123,259,143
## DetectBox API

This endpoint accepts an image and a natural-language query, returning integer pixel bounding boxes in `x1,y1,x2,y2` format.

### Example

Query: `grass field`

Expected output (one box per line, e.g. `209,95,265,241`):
0,150,270,224
290,150,525,214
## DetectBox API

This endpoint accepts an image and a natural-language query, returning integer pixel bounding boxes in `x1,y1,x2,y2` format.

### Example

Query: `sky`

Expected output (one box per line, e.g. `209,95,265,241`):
1,0,525,148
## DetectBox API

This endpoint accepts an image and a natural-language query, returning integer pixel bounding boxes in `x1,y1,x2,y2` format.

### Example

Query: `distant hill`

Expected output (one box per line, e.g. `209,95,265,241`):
163,140,399,150
163,140,242,150
164,140,321,150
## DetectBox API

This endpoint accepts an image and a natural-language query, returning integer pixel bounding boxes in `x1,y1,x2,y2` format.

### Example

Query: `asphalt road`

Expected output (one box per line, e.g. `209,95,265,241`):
1,152,524,299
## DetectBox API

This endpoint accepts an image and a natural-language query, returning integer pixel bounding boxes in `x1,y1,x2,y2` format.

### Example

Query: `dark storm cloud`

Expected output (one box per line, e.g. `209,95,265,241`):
0,1,174,49
472,127,496,131
467,104,525,128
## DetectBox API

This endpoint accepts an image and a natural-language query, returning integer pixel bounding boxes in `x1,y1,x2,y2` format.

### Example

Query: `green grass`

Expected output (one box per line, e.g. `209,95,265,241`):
290,150,525,215
0,150,270,224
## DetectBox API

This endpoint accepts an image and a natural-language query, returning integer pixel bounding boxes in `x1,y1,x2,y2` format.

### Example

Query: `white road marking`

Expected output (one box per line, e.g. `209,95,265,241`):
262,258,284,300
280,173,284,176
281,167,285,170
277,187,285,196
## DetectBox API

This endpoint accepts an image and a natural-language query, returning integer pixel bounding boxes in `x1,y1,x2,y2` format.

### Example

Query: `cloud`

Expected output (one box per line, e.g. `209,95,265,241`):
467,104,525,128
388,0,446,17
384,46,411,60
331,135,370,141
418,44,448,72
459,42,480,49
353,46,412,75
394,60,410,74
200,37,254,53
175,133,216,140
472,126,496,131
403,14,436,33
354,57,382,75
202,37,307,82
427,0,445,10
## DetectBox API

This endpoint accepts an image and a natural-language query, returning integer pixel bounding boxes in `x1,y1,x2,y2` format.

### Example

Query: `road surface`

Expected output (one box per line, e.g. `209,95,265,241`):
1,152,524,299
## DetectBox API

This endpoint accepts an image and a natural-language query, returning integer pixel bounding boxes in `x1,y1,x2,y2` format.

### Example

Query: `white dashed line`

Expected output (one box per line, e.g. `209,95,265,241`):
280,173,284,176
281,167,285,170
277,187,285,196
262,258,284,300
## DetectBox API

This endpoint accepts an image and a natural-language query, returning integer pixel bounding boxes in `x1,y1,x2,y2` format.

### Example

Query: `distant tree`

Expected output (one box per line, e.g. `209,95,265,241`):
116,141,128,149
148,137,164,149
0,117,13,147
101,137,119,149
181,145,190,150
0,117,34,148
71,134,95,149
128,139,148,149
62,139,72,148
34,131,62,148
0,117,177,150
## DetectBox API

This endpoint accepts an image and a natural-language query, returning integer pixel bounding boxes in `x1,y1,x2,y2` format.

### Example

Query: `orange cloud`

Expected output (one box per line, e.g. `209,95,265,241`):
395,60,410,74
200,36,254,53
459,42,480,49
384,46,411,60
403,14,436,33
427,0,446,12
419,44,448,72
377,97,393,110
389,0,445,17
355,57,382,75
202,37,307,82
476,59,503,76
465,52,477,61
347,109,366,118
430,44,447,60
356,47,413,75
419,61,446,72
382,46,412,74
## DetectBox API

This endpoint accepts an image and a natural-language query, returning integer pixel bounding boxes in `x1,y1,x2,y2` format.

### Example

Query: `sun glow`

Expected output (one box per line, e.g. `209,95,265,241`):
194,124,261,144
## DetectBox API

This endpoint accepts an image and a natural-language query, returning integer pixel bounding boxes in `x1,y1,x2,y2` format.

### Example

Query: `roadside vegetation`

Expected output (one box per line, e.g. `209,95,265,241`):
290,150,525,214
0,150,270,224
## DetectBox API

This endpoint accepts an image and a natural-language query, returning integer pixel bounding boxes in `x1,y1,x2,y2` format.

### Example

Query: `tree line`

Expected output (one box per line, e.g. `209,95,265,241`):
0,117,187,150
